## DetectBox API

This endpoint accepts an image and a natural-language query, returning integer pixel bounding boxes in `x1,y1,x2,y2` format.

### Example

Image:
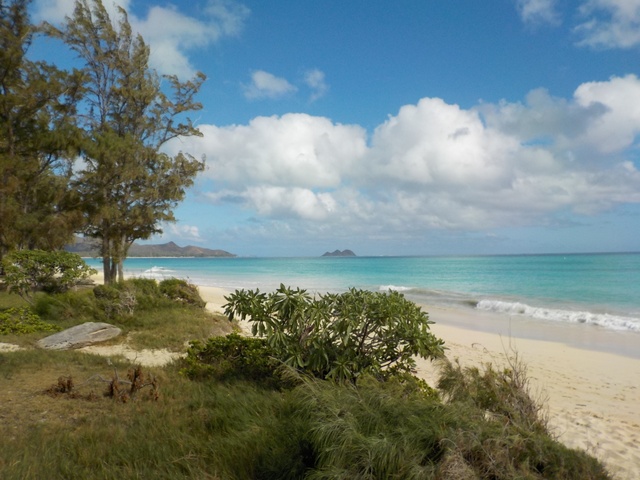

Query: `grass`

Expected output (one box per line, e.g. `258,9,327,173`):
0,282,613,479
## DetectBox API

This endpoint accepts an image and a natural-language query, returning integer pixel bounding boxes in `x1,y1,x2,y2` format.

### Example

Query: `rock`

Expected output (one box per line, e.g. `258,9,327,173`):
322,249,356,257
37,322,122,350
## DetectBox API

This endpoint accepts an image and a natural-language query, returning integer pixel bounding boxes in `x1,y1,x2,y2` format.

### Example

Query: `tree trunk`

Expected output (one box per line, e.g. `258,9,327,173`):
102,236,114,284
117,259,124,283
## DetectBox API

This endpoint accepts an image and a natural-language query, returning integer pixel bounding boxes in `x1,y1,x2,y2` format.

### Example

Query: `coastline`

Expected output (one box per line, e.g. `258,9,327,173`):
199,284,640,480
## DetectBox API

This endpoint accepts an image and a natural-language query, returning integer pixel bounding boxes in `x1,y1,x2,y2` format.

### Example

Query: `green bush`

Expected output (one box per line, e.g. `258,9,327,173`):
224,285,445,383
93,283,137,318
183,333,282,386
0,307,60,335
1,250,96,303
159,278,205,308
33,288,100,323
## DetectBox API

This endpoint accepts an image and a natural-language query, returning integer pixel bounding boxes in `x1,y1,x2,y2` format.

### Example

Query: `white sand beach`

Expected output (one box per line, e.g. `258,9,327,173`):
199,285,640,480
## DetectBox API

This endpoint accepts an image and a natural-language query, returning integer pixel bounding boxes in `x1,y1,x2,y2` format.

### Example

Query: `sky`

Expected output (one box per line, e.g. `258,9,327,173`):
28,0,640,257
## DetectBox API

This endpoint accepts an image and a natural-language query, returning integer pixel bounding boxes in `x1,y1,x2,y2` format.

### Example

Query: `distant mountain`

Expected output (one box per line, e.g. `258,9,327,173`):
66,238,235,258
322,249,356,257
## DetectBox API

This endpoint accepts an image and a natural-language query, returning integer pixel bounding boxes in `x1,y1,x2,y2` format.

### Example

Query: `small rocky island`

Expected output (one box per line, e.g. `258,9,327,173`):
322,249,356,257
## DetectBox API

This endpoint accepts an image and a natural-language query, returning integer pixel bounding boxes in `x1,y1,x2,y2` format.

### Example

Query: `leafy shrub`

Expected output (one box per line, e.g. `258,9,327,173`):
0,307,60,335
88,279,205,321
159,278,205,308
128,277,160,296
224,285,445,383
183,333,282,386
2,250,96,303
33,288,100,322
93,284,137,318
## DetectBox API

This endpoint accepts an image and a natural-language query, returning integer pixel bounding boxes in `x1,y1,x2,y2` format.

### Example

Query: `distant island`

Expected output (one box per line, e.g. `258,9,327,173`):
66,238,236,258
322,249,356,257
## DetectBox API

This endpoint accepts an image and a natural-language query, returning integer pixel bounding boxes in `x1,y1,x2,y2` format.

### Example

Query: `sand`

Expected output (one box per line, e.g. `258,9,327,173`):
199,285,640,480
78,343,185,367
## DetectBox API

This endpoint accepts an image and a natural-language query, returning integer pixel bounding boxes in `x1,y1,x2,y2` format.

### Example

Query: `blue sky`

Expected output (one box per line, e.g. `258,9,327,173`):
30,0,640,256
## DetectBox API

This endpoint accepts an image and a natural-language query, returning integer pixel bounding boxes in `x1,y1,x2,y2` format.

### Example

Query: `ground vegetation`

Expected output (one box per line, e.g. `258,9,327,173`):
0,285,612,479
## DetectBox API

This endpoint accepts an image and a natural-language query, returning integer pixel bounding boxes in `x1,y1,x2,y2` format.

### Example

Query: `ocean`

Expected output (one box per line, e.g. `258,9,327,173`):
84,252,640,335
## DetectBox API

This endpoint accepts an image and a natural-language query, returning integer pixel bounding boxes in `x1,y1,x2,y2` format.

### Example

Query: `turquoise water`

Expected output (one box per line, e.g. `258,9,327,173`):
84,253,640,333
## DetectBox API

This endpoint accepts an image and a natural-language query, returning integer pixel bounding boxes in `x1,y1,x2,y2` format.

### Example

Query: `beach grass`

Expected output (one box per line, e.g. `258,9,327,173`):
0,282,613,479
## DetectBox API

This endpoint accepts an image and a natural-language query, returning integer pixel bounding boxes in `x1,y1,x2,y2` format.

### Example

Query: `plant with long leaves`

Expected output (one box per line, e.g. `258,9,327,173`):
224,285,445,383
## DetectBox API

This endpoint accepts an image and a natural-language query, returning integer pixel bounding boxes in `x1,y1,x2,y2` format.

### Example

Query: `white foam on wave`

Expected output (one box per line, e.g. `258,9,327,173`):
139,266,178,279
476,299,640,333
379,285,413,292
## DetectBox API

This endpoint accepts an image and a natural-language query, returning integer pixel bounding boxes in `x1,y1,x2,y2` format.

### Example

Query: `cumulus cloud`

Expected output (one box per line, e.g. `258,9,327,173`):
516,0,561,26
31,0,250,78
574,0,640,48
243,70,298,99
168,75,640,240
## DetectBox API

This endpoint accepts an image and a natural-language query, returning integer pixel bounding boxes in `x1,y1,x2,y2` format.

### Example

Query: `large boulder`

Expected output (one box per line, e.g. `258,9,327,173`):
37,322,122,350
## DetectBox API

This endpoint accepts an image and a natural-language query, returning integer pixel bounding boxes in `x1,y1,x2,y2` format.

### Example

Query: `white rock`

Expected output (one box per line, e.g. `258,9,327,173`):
37,322,122,350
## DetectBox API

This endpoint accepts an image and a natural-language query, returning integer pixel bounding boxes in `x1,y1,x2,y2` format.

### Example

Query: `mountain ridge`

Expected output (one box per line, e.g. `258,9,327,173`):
66,238,236,258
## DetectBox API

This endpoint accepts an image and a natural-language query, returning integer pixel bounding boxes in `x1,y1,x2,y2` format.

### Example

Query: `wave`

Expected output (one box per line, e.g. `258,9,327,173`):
379,286,481,309
379,285,413,292
138,266,178,279
476,299,640,333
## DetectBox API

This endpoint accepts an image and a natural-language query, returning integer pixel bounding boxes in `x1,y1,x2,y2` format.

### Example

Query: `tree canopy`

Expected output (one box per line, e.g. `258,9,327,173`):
0,0,84,264
43,0,206,283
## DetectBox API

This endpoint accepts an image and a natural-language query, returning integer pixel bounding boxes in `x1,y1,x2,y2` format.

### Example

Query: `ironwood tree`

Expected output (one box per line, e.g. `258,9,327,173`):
0,0,84,265
45,0,206,284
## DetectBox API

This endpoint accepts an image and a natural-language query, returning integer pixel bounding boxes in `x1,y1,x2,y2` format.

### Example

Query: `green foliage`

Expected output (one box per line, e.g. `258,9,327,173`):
224,285,445,383
0,348,611,479
437,356,548,434
93,283,137,318
90,278,204,320
2,250,96,303
33,288,100,325
0,306,60,335
159,278,206,308
43,0,206,284
291,375,446,479
0,0,84,262
183,333,281,386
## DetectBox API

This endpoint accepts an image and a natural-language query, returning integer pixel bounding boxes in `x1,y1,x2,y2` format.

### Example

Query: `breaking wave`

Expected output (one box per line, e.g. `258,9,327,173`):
476,299,640,333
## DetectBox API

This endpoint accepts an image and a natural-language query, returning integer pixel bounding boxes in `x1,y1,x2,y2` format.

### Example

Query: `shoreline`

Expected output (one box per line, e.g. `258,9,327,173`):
199,284,640,480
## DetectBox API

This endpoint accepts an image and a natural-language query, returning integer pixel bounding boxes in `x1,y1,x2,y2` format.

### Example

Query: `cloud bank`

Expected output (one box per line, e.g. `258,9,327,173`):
167,75,640,243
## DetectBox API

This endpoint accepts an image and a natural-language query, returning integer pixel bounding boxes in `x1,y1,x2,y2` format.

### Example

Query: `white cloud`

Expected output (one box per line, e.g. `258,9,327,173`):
481,74,640,155
165,223,203,242
243,70,297,99
172,75,640,238
177,113,367,189
575,0,640,48
304,69,329,101
516,0,561,26
243,187,337,221
32,0,132,24
32,0,250,78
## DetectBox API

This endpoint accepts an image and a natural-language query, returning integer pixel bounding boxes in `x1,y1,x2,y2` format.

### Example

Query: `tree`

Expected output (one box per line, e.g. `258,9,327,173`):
44,0,206,284
224,285,445,383
2,249,96,304
0,0,84,264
